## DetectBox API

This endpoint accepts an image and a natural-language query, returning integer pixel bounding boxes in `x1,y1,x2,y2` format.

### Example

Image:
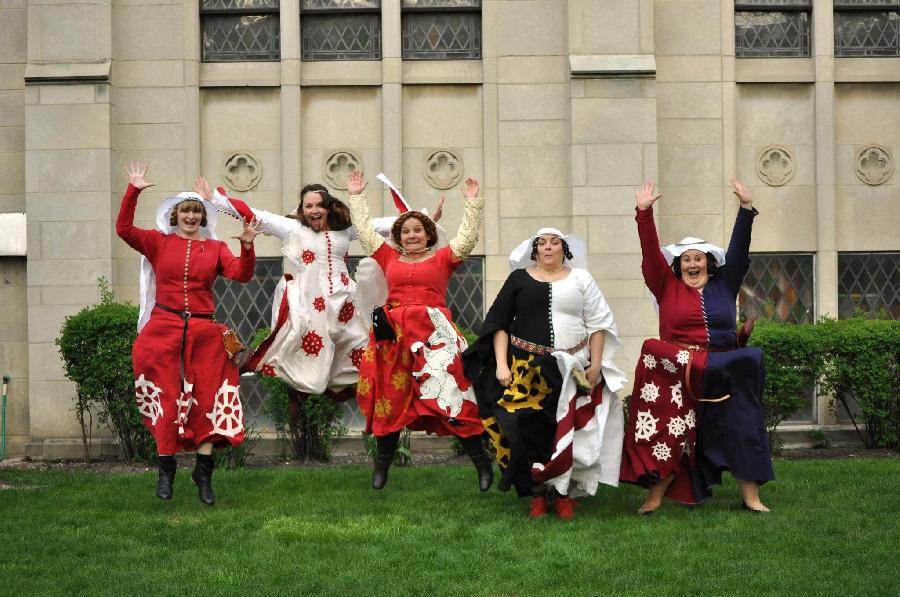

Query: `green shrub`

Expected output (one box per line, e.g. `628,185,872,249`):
816,315,900,449
749,320,824,453
55,278,154,462
251,328,346,461
214,422,261,469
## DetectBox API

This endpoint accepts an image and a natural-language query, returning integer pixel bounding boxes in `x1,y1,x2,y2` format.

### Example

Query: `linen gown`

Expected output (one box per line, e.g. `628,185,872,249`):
619,205,775,504
463,268,627,498
212,189,393,396
356,244,484,438
116,184,253,454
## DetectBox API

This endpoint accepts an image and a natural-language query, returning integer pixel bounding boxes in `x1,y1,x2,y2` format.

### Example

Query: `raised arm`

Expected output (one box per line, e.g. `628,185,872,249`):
721,178,758,294
115,162,160,257
193,177,296,240
448,177,484,261
346,170,385,256
635,182,670,298
218,216,260,282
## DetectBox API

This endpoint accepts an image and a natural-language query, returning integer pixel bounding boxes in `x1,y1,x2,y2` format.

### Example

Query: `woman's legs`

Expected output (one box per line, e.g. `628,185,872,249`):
192,442,216,506
638,473,675,514
458,434,494,492
738,479,770,512
372,431,400,489
156,454,176,500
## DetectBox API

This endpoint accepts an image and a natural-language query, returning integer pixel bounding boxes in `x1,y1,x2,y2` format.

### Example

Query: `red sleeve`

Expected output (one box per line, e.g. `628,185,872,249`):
115,184,161,258
218,240,256,282
372,242,400,272
441,245,463,272
636,206,671,299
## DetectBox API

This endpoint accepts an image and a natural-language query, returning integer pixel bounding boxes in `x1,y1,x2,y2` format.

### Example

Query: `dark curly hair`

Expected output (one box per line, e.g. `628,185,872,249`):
391,211,438,249
671,253,718,278
530,236,574,261
295,183,351,231
169,199,208,227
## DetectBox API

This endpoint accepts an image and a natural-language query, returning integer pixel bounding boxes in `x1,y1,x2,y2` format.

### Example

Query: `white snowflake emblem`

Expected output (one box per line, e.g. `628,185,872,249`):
134,374,163,425
662,358,677,373
676,350,690,365
639,381,660,403
206,380,244,438
667,416,687,438
670,381,683,408
684,409,697,429
634,410,659,442
642,354,658,370
176,379,198,432
651,442,672,462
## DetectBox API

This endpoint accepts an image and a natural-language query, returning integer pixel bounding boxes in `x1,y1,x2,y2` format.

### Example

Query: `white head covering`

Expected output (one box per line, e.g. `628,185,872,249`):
661,236,726,268
137,192,221,332
508,227,587,271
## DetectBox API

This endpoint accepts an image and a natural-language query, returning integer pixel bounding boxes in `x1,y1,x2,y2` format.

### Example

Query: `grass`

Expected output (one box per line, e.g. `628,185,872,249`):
1,457,898,596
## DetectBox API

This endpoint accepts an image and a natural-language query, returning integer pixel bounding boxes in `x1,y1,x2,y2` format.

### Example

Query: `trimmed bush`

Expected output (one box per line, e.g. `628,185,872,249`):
55,278,154,462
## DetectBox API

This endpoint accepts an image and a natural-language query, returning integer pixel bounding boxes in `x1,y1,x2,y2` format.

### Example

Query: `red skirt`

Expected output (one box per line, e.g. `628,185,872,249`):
356,304,483,438
132,308,246,454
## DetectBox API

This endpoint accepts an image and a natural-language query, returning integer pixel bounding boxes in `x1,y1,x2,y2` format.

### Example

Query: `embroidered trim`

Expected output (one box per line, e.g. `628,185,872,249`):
510,334,587,356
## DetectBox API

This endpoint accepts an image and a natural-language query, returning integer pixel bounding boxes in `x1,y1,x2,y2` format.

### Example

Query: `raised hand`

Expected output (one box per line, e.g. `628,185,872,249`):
125,162,154,190
234,217,260,246
462,177,480,199
432,195,445,223
347,170,367,195
194,176,212,201
730,178,752,208
635,182,661,210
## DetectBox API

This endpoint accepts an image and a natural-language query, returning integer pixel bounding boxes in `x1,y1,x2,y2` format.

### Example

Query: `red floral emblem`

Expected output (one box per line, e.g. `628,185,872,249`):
301,331,324,356
338,301,355,323
260,364,277,378
301,249,315,265
312,296,326,312
340,272,350,286
350,347,364,369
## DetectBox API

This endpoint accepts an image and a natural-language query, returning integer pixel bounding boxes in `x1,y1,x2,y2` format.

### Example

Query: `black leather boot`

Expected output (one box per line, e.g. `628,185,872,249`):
156,455,176,500
460,435,494,492
372,432,400,490
191,453,216,506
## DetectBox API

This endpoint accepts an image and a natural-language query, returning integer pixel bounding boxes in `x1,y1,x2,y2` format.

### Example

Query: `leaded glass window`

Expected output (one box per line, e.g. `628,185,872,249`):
735,1,812,58
201,0,281,62
834,2,900,57
301,0,381,61
838,252,900,319
739,253,815,324
401,0,481,60
214,257,283,421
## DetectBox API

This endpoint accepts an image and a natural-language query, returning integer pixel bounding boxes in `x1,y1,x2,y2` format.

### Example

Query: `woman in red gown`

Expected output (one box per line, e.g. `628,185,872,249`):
116,163,259,505
346,170,492,491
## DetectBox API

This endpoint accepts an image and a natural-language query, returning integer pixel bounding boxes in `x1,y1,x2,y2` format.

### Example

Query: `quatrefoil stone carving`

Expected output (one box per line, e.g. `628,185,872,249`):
223,152,262,192
323,150,362,190
424,150,464,190
756,146,795,187
855,145,893,186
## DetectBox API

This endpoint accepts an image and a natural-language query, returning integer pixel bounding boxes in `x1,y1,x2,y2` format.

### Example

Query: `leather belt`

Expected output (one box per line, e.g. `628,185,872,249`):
660,338,733,403
510,334,588,356
154,303,216,393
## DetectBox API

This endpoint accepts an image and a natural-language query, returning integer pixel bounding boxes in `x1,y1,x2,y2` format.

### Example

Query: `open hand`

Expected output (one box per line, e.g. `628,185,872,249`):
125,162,154,190
347,170,367,195
432,195,445,222
233,217,260,245
462,177,480,199
730,178,752,208
635,182,661,210
193,176,212,201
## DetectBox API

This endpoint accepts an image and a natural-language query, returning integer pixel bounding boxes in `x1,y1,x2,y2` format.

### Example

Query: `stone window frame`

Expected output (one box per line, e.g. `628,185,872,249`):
833,1,900,57
200,1,282,63
401,0,482,61
300,0,383,62
734,1,813,59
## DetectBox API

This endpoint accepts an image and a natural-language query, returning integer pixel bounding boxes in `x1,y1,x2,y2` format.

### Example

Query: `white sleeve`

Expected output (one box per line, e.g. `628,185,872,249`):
579,270,628,393
212,187,296,240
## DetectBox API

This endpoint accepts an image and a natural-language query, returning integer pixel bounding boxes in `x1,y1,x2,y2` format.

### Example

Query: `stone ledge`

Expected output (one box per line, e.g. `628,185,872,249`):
570,54,656,79
0,213,25,255
24,62,111,85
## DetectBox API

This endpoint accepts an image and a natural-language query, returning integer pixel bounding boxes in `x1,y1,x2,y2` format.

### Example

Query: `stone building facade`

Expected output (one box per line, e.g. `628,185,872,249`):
0,1,897,457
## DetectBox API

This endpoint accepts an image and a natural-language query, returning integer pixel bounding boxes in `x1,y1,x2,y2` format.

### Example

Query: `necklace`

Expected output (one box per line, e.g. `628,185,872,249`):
536,263,566,274
403,246,431,256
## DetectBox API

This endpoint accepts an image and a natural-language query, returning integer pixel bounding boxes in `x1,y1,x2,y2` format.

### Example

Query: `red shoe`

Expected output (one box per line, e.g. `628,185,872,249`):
555,495,578,520
528,495,548,518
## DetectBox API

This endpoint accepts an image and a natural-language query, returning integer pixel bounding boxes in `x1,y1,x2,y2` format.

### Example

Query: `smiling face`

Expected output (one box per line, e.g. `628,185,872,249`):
535,234,565,269
174,201,206,238
301,191,328,232
679,249,709,289
400,216,428,253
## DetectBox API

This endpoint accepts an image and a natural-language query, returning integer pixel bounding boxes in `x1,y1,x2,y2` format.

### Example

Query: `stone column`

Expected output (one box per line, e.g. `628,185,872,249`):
282,0,302,214
381,0,402,213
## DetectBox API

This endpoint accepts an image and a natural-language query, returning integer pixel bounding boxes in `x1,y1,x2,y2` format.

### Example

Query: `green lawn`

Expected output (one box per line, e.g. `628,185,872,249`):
1,457,898,596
